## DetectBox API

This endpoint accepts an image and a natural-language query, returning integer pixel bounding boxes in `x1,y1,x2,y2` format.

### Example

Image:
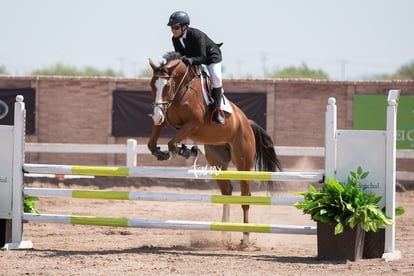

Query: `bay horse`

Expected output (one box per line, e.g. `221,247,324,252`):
148,52,282,244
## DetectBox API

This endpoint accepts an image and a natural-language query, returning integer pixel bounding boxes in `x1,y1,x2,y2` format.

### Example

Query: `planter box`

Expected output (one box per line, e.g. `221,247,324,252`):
363,228,385,258
0,219,12,248
317,222,365,261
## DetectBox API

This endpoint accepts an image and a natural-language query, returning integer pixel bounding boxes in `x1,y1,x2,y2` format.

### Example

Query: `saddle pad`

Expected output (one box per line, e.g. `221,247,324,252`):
200,80,233,114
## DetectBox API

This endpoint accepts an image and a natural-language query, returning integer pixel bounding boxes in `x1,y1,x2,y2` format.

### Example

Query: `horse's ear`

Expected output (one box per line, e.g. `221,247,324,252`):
164,60,181,73
149,58,158,71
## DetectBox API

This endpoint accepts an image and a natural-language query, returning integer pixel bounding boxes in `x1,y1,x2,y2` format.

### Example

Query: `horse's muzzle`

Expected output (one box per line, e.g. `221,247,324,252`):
152,106,165,125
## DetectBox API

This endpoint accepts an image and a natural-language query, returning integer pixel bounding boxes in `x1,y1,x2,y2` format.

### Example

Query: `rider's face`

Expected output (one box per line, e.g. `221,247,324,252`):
171,24,185,38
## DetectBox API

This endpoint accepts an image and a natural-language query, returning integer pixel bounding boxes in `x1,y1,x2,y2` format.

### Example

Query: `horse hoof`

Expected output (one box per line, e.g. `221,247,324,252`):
155,149,171,161
190,146,202,157
241,233,250,246
177,144,191,159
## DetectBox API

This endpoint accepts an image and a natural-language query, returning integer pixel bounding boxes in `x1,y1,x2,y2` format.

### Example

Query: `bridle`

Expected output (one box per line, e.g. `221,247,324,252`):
152,63,190,114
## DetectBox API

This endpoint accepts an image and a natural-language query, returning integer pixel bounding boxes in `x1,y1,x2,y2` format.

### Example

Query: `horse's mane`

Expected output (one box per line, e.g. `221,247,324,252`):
161,51,182,65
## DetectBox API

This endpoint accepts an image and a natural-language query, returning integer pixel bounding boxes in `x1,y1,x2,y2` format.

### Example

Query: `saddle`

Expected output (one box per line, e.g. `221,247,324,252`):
192,65,212,100
192,65,233,117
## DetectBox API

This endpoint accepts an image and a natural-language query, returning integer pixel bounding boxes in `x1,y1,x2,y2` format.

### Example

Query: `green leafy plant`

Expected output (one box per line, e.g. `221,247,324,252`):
24,196,40,214
394,206,405,216
294,166,394,235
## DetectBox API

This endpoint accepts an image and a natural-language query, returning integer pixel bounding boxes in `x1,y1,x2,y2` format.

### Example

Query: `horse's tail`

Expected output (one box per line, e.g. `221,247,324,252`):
249,120,282,173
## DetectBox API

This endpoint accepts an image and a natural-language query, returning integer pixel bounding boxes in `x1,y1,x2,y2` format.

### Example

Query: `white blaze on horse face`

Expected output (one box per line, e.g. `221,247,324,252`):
152,78,168,125
152,106,164,125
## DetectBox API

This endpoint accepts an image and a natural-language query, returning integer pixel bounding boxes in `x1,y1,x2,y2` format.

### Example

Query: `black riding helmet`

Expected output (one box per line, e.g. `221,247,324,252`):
167,11,190,26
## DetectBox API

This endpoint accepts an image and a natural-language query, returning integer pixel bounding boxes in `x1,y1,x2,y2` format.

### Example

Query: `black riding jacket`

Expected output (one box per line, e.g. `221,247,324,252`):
172,27,222,65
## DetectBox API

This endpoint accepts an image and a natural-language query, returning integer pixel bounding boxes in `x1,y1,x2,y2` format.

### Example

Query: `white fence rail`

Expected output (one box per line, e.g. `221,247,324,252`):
25,141,414,180
26,142,414,158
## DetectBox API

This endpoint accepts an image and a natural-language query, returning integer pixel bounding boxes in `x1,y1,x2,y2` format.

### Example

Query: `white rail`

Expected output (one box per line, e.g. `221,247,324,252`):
25,143,414,180
26,143,414,158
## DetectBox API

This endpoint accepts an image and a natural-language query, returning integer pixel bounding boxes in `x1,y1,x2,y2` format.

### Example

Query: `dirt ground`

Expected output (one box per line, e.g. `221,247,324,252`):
1,177,413,276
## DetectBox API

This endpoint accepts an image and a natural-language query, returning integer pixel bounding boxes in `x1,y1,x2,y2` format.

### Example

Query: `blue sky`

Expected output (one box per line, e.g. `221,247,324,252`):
1,0,413,79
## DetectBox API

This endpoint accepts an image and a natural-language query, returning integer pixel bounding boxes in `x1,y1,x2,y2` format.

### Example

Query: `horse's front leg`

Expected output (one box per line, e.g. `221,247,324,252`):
147,124,170,161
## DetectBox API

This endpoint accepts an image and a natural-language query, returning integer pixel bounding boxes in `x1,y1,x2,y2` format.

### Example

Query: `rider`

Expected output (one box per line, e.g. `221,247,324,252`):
167,11,225,125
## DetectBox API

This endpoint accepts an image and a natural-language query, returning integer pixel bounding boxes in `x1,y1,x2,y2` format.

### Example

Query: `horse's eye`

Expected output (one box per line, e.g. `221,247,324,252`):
164,83,171,90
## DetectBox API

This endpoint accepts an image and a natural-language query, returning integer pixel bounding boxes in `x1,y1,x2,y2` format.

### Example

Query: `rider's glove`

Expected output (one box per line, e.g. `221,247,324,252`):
182,56,193,66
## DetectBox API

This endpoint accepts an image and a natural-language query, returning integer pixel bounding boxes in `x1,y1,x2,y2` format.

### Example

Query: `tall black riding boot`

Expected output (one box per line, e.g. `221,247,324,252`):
211,87,225,125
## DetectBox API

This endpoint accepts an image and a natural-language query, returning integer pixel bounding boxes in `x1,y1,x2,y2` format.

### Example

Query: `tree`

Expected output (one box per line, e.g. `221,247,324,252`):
266,62,329,80
0,65,9,75
138,68,153,77
30,63,123,77
379,62,414,80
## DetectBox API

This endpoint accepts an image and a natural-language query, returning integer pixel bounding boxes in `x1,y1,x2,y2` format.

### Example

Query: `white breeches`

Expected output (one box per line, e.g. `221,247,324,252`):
206,62,222,88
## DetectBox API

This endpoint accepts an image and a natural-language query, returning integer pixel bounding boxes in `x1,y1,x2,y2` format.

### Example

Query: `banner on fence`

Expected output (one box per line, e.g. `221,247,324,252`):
353,94,414,149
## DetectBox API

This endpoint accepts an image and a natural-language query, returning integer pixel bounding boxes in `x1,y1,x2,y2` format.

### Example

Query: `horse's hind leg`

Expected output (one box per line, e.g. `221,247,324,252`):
204,144,232,243
204,145,232,200
231,127,256,246
240,180,251,245
216,179,232,222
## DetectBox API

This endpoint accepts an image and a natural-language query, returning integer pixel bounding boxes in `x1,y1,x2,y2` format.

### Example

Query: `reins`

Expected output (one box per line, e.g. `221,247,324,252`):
153,62,195,113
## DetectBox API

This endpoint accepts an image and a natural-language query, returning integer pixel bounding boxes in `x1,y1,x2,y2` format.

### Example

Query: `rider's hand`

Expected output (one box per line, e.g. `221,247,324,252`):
182,56,193,66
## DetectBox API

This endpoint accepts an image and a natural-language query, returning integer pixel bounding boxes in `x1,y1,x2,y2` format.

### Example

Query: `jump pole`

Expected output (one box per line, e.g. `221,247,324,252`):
24,187,302,206
23,213,316,235
23,163,324,182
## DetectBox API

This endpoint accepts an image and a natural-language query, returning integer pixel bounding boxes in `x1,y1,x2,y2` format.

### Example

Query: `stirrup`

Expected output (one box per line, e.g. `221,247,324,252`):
210,107,225,124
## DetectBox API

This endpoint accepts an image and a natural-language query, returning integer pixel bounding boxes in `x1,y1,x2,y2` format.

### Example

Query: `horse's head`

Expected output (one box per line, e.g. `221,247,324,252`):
149,52,188,125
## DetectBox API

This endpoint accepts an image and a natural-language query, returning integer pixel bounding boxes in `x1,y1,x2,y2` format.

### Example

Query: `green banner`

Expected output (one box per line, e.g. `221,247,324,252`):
353,94,414,149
